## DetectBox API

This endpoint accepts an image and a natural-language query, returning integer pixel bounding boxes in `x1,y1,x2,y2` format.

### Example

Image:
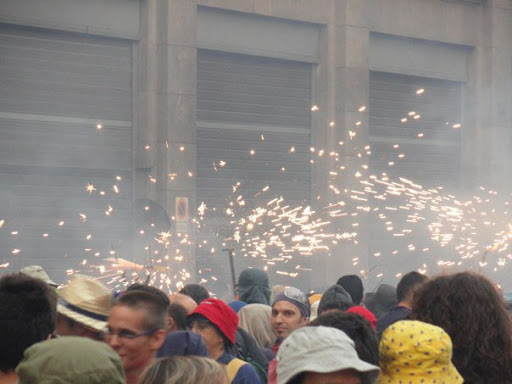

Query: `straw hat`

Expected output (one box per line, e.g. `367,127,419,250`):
378,320,463,383
19,265,58,287
57,275,112,332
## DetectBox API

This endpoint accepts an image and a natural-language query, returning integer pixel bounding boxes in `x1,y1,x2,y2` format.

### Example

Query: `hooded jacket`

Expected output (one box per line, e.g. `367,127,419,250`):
317,284,354,315
237,269,271,305
157,330,209,358
364,284,398,319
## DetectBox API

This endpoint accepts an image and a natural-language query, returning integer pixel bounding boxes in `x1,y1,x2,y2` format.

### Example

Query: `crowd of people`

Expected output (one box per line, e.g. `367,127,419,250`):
2,264,512,384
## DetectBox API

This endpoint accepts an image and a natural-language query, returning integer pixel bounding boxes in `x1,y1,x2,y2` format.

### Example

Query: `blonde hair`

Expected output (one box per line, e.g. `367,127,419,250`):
238,303,274,348
138,356,229,384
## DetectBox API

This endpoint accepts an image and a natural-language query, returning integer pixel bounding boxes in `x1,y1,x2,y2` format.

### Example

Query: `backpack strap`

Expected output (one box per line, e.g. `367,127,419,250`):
226,358,248,383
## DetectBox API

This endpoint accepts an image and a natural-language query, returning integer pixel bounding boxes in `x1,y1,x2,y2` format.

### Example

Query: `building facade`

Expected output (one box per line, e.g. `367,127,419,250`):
0,0,510,290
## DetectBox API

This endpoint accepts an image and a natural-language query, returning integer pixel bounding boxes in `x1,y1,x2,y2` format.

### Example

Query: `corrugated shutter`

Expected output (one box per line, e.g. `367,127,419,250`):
369,71,462,187
367,71,462,279
0,24,133,282
196,49,312,288
198,49,312,127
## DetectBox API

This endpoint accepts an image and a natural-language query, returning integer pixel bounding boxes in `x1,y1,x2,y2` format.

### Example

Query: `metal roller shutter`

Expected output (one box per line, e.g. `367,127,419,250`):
0,24,133,282
196,49,312,287
368,71,463,279
369,71,462,187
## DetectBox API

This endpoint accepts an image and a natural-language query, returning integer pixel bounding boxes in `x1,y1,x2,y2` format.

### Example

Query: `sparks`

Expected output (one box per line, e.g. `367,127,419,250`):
85,184,96,194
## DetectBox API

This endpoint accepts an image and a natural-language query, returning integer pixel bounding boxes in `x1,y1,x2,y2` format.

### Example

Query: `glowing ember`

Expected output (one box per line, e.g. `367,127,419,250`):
85,184,96,194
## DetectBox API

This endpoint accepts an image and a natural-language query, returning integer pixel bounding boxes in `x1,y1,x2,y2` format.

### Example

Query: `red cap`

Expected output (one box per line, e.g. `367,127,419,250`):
347,305,377,330
188,298,239,344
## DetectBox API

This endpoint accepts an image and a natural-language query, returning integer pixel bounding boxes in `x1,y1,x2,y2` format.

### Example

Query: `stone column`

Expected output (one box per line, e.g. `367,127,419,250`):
485,1,512,190
463,0,512,190
310,0,370,288
136,0,198,282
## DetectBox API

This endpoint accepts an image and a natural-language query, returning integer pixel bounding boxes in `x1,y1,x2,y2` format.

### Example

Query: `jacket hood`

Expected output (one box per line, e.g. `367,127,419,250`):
157,330,208,358
318,284,354,314
237,268,271,305
375,284,397,308
238,268,269,287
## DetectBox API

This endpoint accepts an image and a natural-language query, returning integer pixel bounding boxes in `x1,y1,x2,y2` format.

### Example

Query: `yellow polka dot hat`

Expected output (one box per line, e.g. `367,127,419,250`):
378,320,463,384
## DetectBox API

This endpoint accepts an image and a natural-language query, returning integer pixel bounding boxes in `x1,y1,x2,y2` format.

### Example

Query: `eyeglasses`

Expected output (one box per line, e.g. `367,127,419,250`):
103,327,157,340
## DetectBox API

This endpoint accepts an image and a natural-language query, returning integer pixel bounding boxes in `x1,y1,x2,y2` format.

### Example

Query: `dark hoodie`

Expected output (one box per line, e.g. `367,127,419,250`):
364,284,397,319
237,268,271,305
318,284,354,315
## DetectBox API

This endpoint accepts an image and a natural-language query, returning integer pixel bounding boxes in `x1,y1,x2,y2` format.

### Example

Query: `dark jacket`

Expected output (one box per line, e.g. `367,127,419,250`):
377,305,411,339
235,327,269,372
364,284,398,319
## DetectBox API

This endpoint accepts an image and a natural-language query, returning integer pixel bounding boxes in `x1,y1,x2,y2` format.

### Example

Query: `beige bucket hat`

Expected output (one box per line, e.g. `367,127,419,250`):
57,275,112,332
19,265,58,287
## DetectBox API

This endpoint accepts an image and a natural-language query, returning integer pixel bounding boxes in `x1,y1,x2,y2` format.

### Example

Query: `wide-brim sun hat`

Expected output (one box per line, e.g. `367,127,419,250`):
277,326,380,384
57,274,112,332
378,320,463,384
19,265,58,287
187,298,239,344
16,336,125,384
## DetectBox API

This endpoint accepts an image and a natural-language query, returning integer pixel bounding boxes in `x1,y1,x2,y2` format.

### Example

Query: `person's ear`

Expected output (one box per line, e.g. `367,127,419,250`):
150,329,167,350
168,316,176,332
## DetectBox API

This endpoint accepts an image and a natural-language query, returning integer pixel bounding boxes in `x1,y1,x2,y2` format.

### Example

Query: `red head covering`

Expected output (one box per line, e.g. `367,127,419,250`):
347,305,377,330
188,298,239,344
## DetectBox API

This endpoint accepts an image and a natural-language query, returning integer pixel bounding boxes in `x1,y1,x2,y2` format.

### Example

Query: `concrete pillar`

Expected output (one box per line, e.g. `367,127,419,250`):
136,0,198,280
485,1,512,189
463,0,512,190
310,0,370,288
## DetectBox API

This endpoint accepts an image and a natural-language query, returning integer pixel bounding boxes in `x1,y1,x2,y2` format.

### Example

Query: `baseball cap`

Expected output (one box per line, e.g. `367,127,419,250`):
276,326,380,384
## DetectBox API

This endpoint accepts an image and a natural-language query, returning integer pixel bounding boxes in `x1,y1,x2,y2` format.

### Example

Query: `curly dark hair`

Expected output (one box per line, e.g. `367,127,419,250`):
309,310,378,366
309,311,378,384
412,272,512,383
0,273,57,372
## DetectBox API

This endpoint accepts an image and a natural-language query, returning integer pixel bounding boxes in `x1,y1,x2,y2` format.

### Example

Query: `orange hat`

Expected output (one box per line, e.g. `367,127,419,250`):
309,293,322,305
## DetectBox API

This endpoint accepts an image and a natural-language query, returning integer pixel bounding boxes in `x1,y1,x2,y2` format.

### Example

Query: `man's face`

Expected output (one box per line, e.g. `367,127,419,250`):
302,369,362,384
271,301,307,341
106,305,164,375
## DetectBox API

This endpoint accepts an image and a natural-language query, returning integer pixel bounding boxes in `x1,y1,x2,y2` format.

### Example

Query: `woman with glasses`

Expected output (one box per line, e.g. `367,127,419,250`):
188,298,261,384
